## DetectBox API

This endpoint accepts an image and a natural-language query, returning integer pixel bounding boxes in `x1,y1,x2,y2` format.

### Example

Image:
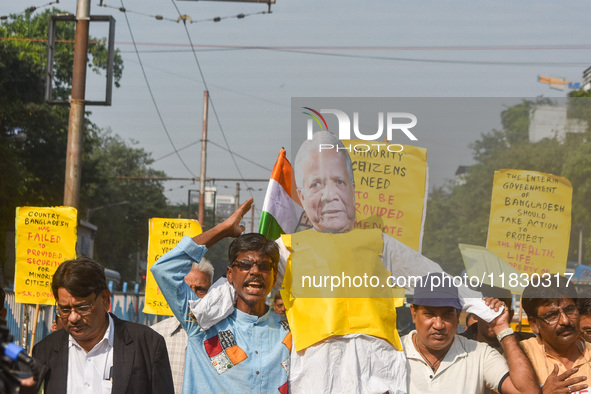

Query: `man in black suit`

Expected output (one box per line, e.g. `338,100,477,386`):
32,256,174,394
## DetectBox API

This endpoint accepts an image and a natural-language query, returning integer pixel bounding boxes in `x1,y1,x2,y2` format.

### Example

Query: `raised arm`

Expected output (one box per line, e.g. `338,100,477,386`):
151,198,253,329
382,234,501,322
484,299,541,394
193,198,252,248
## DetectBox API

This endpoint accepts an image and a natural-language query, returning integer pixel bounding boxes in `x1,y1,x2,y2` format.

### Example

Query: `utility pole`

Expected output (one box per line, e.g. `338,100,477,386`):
63,0,90,208
579,225,584,266
198,91,209,225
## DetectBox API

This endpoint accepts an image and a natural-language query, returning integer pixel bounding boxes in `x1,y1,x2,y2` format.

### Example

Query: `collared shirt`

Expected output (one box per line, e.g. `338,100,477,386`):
278,233,500,394
521,336,591,389
67,314,114,394
151,316,188,394
187,231,501,394
402,331,509,394
151,237,291,394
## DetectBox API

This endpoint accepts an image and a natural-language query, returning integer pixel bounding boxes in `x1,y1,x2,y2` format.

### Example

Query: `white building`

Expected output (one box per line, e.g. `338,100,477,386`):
528,105,587,143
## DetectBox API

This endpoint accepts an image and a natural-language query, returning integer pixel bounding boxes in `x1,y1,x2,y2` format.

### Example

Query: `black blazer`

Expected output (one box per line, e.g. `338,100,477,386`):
32,313,174,394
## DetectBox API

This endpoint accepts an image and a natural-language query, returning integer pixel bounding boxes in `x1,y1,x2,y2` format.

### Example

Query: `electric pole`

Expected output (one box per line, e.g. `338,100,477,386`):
63,0,90,208
198,91,209,225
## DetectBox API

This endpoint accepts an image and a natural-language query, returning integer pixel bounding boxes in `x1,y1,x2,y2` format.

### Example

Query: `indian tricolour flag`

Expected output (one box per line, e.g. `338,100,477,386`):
258,148,304,240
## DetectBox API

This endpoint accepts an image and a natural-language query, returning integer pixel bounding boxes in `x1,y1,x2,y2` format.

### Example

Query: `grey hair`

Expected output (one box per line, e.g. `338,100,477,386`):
294,131,354,189
192,259,214,283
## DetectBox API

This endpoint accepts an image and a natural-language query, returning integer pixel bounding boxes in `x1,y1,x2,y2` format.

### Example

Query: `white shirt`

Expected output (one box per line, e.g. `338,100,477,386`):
151,316,188,394
402,331,509,394
67,314,114,394
190,232,501,393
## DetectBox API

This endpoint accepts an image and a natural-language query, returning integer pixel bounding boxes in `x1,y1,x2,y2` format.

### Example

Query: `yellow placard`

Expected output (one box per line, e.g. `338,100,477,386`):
144,218,202,315
343,140,428,251
486,169,572,276
14,206,78,305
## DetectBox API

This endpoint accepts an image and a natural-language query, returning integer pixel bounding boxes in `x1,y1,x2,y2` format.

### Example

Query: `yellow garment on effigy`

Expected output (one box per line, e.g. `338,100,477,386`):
280,229,404,352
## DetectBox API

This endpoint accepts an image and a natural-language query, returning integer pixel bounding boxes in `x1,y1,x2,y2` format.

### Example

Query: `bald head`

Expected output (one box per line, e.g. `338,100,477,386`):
295,132,356,233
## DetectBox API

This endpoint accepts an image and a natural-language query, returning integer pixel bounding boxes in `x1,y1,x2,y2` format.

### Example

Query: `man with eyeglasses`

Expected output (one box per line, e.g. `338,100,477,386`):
151,259,214,394
577,298,591,344
404,273,540,394
188,131,504,393
521,276,589,393
32,256,174,394
151,199,291,393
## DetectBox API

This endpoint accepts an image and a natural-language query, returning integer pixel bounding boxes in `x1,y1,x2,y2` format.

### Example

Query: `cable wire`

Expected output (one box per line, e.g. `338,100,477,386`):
99,2,269,25
263,48,591,68
169,0,256,198
119,0,196,177
0,1,59,20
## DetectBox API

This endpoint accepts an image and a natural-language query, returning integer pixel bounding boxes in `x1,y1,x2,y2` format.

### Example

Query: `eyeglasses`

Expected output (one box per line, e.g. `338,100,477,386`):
535,305,579,326
232,259,275,272
56,293,99,318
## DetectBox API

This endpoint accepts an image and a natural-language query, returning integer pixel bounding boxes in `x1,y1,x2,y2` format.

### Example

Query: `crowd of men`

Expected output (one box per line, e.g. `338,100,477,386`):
4,130,590,393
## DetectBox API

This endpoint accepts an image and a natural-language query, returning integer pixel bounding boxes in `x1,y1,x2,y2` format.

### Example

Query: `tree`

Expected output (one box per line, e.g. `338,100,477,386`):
0,9,168,286
1,8,123,99
422,99,591,274
83,131,169,282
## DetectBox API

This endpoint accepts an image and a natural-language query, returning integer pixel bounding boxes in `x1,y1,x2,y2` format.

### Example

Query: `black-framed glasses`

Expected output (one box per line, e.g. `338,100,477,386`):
232,259,275,272
56,293,99,318
535,305,579,326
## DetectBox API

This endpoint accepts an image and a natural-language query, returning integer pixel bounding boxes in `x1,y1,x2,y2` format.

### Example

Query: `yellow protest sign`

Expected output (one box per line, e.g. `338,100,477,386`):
14,206,77,305
343,140,428,251
487,169,572,276
144,218,202,315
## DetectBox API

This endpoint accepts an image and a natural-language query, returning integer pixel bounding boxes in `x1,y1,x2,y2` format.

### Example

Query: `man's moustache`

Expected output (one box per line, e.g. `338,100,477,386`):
556,324,576,335
243,275,265,287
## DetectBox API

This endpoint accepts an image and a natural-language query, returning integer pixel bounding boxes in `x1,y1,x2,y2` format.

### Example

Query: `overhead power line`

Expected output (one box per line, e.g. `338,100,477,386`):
119,0,196,177
99,2,269,24
118,176,268,182
169,0,257,198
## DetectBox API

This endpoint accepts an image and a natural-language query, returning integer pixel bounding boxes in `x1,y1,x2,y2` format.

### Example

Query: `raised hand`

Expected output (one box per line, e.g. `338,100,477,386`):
193,198,254,248
223,198,254,238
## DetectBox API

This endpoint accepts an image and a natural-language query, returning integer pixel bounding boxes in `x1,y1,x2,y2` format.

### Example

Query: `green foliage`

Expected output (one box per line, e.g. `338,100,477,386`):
567,91,591,130
0,8,123,99
83,131,169,282
422,98,591,274
0,8,161,286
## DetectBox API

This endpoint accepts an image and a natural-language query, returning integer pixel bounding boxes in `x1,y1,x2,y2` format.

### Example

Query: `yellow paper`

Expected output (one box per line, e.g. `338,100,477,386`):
14,206,78,305
343,140,427,252
486,169,572,276
282,230,404,351
144,218,202,315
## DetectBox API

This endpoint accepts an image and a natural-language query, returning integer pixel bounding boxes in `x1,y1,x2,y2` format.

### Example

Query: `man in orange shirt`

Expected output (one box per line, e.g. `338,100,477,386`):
521,277,589,393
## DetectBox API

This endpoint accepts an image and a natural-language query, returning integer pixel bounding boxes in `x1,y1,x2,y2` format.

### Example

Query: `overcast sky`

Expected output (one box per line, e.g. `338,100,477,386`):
3,0,590,227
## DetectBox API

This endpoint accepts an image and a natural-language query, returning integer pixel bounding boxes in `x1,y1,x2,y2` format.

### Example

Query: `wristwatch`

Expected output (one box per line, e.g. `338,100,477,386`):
496,327,515,343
